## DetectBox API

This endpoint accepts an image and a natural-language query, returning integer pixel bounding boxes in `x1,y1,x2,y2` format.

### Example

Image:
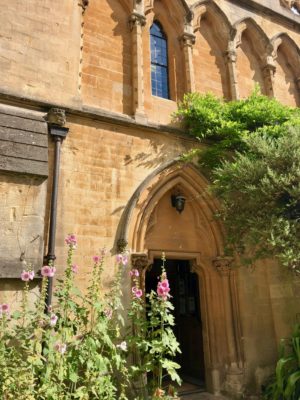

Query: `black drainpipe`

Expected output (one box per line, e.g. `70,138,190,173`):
45,109,69,310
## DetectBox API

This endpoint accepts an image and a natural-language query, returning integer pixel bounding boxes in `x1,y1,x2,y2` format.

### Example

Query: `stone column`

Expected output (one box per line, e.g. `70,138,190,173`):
263,58,276,97
131,252,149,291
213,257,244,397
180,32,196,93
225,46,239,100
129,12,147,123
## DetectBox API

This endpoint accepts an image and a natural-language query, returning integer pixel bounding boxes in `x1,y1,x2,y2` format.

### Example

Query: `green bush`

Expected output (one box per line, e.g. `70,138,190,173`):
263,324,300,400
175,90,300,273
174,89,300,169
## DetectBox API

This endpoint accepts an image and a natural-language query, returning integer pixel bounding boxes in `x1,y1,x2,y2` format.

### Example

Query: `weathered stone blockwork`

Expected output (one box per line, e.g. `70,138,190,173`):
0,0,299,398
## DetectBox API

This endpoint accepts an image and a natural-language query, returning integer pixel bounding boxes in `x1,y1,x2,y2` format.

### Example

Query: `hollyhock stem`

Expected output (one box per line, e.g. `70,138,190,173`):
21,281,29,327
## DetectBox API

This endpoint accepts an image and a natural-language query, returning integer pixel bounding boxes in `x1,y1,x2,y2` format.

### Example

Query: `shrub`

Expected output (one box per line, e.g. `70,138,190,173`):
263,324,300,400
175,90,300,273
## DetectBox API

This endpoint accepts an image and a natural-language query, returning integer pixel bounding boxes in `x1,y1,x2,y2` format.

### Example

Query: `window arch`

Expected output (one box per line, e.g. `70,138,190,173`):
150,21,169,99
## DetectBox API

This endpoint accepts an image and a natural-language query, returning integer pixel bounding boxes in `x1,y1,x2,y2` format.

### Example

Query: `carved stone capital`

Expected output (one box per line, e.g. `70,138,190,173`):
46,108,66,127
179,32,196,48
129,12,146,30
131,253,148,272
263,63,276,78
225,50,237,64
213,257,233,276
117,238,128,253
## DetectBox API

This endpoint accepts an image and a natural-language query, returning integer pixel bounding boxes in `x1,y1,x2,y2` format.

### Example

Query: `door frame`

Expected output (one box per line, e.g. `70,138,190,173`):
148,250,209,388
131,250,245,396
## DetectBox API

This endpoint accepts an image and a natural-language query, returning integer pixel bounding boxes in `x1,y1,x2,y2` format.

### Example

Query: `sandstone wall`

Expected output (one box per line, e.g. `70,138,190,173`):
0,0,82,107
0,0,299,397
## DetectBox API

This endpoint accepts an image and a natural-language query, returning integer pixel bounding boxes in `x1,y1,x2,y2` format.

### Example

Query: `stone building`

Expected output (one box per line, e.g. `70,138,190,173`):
0,0,299,397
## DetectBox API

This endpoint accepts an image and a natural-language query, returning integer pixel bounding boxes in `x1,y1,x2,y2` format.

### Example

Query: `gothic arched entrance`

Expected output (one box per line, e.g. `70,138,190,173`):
119,162,245,396
146,257,205,386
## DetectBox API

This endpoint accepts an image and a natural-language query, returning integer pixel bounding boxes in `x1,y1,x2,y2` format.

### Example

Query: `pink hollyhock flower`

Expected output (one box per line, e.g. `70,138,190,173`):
65,234,77,248
116,254,128,266
50,314,58,327
29,270,35,280
104,308,113,319
117,341,127,351
92,255,101,264
157,279,170,301
116,254,123,263
121,254,128,266
129,269,139,277
160,279,169,290
0,303,10,315
21,270,35,281
135,289,143,298
71,264,79,273
41,266,56,278
54,342,67,354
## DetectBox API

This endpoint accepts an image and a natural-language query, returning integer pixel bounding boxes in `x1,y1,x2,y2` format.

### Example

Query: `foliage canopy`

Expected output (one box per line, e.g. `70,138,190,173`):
175,90,300,273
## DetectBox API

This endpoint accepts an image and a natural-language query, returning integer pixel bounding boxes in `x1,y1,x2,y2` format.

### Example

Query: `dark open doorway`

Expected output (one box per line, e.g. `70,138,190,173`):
146,258,205,387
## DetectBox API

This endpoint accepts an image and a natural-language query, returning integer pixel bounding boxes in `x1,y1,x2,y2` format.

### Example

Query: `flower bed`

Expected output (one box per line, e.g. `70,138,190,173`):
0,235,181,399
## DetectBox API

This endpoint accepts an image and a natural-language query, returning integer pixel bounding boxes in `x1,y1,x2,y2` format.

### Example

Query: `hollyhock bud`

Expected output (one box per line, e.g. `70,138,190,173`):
129,269,139,277
71,264,79,273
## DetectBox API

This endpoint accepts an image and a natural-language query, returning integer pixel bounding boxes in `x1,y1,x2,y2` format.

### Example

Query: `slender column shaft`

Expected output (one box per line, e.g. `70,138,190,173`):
225,49,239,100
180,33,196,93
129,12,146,122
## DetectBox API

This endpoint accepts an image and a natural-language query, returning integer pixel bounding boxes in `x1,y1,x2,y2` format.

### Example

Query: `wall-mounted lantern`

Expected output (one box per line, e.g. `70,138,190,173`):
171,194,186,214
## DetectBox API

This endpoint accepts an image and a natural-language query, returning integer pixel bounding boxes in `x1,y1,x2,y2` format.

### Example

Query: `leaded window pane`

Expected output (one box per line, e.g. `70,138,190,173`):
150,21,169,99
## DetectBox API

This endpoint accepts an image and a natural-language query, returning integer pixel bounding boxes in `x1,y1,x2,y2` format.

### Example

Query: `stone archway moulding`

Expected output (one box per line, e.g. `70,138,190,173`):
119,162,245,396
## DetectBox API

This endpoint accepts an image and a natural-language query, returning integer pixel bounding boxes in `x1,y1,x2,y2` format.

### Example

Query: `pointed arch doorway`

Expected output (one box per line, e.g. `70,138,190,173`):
120,162,245,396
146,256,205,385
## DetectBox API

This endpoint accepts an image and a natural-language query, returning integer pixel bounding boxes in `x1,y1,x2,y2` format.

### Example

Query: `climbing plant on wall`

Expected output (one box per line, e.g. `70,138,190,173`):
174,89,300,273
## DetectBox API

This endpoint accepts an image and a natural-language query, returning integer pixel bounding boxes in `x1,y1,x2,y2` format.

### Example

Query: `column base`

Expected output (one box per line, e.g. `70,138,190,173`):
223,363,244,399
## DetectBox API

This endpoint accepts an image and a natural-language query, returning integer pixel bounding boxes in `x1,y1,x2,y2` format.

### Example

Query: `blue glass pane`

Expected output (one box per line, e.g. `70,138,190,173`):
151,64,169,99
150,21,169,99
150,21,166,39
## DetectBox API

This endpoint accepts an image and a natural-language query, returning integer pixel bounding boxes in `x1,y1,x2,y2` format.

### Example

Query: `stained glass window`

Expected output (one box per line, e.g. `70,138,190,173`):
150,21,169,99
